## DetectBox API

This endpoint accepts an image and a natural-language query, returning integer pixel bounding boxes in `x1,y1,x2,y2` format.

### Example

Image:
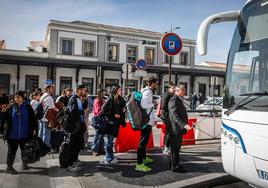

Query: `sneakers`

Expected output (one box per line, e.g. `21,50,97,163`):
143,156,154,164
67,165,82,173
103,158,118,165
21,163,29,170
163,147,170,156
135,163,151,172
74,160,83,166
6,166,19,174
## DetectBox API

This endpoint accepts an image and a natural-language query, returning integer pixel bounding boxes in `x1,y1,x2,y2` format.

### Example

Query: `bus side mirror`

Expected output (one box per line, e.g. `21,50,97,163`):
197,10,240,56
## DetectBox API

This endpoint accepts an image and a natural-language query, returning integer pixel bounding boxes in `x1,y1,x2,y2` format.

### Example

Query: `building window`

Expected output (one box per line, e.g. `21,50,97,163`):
0,74,10,95
108,44,119,62
60,77,72,95
61,38,73,55
127,46,137,63
125,80,138,95
164,81,169,92
83,41,95,57
82,77,94,95
105,79,119,93
180,52,188,65
145,48,154,64
25,75,39,94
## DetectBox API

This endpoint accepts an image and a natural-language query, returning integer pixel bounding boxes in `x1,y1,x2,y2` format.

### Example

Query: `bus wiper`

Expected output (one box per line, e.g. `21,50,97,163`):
224,91,268,116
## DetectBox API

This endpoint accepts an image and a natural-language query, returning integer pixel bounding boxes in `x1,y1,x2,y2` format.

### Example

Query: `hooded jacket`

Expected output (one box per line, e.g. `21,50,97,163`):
140,86,155,126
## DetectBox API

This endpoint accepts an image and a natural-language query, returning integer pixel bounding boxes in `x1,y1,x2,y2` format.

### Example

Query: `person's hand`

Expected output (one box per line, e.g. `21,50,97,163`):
184,124,192,131
33,130,37,136
115,114,121,119
1,104,8,112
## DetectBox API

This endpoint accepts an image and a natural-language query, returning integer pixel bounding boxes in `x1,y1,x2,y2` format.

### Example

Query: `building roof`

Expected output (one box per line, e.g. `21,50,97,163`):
46,20,196,45
29,41,48,49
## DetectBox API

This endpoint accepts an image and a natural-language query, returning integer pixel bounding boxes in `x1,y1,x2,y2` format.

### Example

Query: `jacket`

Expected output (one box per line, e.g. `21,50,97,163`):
66,95,86,134
168,95,188,135
160,91,174,120
3,102,38,140
140,86,155,126
101,95,126,137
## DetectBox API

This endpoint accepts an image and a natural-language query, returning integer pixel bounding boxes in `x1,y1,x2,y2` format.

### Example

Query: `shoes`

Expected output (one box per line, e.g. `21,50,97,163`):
143,156,154,164
163,147,170,156
135,163,152,172
103,158,118,165
74,160,83,166
6,166,19,174
92,151,99,156
21,163,29,170
172,165,187,173
67,165,82,173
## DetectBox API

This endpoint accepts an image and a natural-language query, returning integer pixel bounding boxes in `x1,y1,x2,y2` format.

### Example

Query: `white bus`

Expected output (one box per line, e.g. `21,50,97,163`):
197,0,268,187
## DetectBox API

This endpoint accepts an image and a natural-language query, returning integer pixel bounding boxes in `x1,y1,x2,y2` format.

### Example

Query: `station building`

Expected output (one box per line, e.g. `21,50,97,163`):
0,20,225,97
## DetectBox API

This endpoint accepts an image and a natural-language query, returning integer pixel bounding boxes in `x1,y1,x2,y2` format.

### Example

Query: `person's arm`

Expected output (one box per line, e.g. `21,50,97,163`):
140,89,154,111
168,98,187,129
101,98,112,117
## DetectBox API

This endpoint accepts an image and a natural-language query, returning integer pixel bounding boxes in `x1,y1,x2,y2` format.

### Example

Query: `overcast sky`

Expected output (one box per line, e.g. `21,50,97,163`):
0,0,246,64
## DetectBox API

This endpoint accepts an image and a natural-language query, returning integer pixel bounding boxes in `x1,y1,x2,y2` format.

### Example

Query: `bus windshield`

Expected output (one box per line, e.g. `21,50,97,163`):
224,0,268,112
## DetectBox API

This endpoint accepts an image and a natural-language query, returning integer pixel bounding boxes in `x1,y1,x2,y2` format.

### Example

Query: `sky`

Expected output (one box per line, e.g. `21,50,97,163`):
0,0,246,64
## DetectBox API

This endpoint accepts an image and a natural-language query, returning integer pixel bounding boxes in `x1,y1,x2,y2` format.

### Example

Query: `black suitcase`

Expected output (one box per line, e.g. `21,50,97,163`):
59,134,70,168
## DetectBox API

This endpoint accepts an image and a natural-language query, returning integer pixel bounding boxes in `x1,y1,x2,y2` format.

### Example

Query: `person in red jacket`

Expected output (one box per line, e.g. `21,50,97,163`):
91,89,105,156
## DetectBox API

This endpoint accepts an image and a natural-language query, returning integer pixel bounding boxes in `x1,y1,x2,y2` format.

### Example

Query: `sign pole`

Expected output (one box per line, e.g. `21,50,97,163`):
169,55,172,84
126,64,129,96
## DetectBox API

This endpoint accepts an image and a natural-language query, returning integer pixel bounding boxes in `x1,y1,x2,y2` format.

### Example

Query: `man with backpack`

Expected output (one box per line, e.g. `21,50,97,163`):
65,85,87,172
160,84,176,156
39,84,58,148
135,76,158,172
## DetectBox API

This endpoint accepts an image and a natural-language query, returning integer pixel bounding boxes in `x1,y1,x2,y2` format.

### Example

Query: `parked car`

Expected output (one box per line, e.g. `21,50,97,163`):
196,97,223,116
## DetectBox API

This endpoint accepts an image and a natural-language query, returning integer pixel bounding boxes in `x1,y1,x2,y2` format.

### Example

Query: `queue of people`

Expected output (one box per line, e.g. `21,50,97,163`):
0,76,192,174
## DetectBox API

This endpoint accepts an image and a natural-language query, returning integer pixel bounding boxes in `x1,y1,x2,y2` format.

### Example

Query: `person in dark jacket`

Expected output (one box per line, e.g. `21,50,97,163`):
2,91,38,174
65,85,87,173
0,86,9,134
160,84,175,156
168,85,192,173
101,85,126,164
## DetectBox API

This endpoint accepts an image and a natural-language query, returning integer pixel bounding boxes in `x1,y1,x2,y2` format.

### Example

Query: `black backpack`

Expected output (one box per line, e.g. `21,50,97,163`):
59,133,70,168
35,95,49,120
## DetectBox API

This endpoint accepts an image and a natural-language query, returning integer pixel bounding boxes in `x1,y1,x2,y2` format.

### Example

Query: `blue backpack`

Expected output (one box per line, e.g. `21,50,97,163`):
126,91,153,130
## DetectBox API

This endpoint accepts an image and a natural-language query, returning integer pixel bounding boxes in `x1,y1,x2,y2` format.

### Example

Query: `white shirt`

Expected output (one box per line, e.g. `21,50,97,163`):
140,86,155,126
30,100,39,111
40,93,55,122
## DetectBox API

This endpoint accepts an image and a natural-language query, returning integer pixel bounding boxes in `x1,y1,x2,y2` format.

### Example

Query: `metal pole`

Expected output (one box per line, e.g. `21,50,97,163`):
126,64,129,96
169,55,172,84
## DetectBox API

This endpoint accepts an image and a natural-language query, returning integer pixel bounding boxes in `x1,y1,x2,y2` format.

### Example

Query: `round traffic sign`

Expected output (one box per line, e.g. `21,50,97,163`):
160,32,182,56
122,63,132,73
136,59,147,71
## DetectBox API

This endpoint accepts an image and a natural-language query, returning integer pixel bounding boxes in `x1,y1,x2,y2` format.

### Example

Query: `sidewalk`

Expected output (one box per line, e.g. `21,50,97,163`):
0,126,239,188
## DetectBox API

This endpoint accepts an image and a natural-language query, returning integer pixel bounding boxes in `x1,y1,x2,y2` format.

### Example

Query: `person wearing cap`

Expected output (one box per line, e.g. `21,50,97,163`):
2,91,38,174
39,84,58,148
65,85,87,172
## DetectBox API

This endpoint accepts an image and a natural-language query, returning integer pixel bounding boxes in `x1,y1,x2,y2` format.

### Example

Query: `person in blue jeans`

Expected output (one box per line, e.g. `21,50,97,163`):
101,86,126,164
39,84,58,148
91,89,105,155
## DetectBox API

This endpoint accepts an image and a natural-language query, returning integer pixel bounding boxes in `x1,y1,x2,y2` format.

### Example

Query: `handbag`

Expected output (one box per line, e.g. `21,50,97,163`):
91,113,108,135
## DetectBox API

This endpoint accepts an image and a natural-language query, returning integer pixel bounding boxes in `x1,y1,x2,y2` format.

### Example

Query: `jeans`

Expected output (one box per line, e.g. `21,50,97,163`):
104,134,114,162
39,121,51,148
91,131,104,153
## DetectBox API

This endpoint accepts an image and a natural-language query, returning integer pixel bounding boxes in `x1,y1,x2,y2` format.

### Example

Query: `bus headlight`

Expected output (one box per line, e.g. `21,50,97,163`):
228,134,233,141
234,137,240,145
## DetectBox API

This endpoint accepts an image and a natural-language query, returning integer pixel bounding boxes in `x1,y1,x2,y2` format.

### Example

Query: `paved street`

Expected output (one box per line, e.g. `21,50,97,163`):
0,126,251,188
